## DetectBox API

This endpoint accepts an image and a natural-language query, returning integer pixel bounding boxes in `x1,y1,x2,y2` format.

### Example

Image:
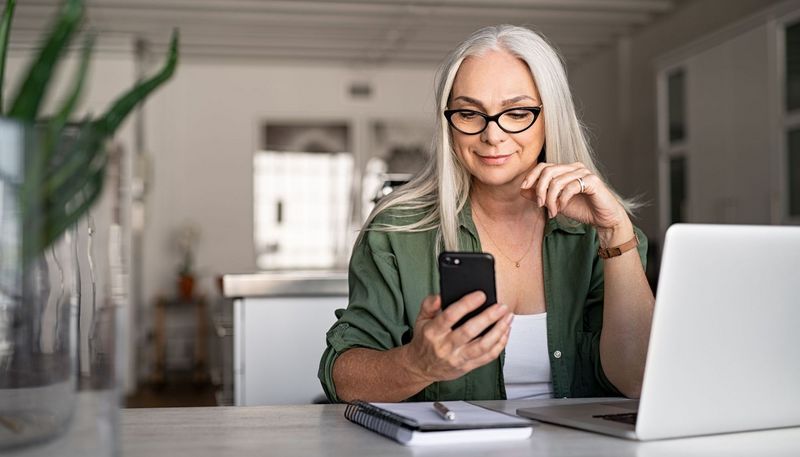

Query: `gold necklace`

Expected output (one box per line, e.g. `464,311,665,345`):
472,203,536,268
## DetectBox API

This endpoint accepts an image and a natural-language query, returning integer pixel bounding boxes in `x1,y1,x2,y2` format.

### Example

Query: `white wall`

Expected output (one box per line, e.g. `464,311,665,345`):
142,62,436,294
683,24,773,225
140,62,436,376
570,0,786,241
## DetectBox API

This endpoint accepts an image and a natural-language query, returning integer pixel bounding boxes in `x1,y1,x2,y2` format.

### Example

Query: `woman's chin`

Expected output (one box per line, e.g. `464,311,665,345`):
470,169,525,189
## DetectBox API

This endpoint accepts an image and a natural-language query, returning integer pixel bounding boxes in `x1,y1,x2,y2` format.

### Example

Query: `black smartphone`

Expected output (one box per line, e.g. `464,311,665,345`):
438,251,498,332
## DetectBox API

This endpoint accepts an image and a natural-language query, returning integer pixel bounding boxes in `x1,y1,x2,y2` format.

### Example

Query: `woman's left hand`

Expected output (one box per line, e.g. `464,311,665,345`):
519,161,629,231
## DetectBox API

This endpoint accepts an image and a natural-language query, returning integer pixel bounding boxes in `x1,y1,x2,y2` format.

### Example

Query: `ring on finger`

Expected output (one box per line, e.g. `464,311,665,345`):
577,176,586,194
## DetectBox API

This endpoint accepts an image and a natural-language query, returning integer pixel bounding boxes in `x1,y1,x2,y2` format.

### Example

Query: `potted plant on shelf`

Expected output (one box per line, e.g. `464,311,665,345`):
0,0,179,451
175,222,201,300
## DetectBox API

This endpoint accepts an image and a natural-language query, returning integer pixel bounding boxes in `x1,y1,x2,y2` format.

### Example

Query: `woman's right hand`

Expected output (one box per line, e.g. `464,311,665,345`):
403,291,513,383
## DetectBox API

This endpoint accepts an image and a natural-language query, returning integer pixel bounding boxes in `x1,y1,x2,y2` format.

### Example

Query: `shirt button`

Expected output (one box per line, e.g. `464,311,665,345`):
553,350,562,359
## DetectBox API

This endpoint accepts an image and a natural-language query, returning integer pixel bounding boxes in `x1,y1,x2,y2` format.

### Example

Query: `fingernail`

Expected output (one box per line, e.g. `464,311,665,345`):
521,178,529,188
537,197,543,207
505,314,514,324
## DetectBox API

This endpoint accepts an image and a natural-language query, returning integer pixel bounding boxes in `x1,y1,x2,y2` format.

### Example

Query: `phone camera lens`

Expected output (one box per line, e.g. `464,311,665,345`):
445,257,451,263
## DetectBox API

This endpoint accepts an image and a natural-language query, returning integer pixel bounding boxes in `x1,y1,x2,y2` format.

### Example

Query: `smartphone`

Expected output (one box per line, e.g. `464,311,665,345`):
438,251,498,332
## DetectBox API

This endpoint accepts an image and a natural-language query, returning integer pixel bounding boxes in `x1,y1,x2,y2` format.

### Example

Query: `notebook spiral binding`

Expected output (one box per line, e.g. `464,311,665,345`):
345,401,419,439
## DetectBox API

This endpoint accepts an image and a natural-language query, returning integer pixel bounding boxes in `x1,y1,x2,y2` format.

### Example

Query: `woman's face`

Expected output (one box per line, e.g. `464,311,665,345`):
448,49,545,189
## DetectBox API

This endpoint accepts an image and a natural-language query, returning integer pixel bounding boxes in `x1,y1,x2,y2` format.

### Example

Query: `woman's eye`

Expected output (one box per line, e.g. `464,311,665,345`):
457,112,478,120
506,110,532,120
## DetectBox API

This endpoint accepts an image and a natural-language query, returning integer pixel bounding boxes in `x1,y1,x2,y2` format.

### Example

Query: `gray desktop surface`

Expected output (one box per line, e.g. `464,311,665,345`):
112,398,800,457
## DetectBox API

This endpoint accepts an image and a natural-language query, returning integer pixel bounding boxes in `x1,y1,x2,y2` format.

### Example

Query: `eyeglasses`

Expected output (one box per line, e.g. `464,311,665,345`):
443,106,543,135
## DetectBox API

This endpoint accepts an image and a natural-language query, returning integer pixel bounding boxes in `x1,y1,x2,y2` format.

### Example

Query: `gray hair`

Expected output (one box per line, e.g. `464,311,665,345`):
360,24,636,251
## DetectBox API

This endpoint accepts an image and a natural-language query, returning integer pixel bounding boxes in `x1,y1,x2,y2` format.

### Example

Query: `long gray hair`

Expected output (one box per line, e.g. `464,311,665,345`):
360,24,635,251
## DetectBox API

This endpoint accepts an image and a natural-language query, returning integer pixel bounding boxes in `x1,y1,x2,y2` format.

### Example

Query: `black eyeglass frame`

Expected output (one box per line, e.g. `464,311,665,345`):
443,105,543,135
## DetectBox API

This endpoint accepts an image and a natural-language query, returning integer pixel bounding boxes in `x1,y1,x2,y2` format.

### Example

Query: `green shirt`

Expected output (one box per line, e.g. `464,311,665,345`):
318,201,647,402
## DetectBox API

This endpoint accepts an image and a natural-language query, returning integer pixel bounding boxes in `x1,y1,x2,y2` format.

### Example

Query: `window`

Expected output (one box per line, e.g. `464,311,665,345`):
784,20,800,220
788,129,800,217
669,156,687,224
667,69,687,144
254,123,352,270
786,21,800,111
658,65,689,233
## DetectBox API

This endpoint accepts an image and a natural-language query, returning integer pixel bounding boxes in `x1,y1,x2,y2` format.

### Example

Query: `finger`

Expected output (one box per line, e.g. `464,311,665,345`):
416,295,441,323
436,290,487,330
576,173,603,196
520,185,538,202
520,161,552,190
521,161,570,202
544,168,591,217
463,325,511,372
556,172,593,214
460,312,513,359
533,162,582,209
449,302,510,346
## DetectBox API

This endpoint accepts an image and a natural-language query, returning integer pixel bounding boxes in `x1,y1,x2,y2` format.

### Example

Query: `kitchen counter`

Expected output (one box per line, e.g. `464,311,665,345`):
221,270,348,405
222,270,347,298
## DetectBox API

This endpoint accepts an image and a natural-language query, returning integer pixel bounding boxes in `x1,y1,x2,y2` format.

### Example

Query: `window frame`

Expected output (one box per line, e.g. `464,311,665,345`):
776,11,800,224
656,63,690,244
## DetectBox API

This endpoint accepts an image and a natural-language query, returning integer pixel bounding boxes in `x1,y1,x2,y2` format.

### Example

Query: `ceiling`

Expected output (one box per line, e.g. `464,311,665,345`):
9,0,689,68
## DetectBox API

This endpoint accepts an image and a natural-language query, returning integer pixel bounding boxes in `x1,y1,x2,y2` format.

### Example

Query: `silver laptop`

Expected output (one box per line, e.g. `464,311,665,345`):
518,224,800,440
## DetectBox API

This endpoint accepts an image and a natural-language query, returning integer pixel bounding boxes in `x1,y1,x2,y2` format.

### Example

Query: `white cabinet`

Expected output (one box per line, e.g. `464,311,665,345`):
225,272,347,405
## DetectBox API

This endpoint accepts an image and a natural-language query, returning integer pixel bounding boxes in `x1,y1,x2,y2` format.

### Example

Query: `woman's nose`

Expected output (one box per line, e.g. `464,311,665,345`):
480,119,507,145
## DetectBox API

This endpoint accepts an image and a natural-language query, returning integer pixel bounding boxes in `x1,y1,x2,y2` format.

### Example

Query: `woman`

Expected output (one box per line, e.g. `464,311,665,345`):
318,25,654,403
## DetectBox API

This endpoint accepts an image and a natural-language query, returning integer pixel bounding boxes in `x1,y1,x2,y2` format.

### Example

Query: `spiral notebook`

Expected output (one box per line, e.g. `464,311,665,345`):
344,401,534,446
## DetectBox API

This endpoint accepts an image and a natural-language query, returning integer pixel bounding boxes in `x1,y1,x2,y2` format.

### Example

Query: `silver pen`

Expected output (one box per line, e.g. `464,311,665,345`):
433,401,456,421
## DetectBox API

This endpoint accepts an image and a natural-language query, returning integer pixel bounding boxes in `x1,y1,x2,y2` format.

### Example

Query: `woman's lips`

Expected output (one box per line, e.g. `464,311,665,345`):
476,152,513,165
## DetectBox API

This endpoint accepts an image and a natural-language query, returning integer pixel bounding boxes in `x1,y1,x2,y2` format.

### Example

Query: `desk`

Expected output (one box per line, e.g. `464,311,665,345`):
121,399,800,457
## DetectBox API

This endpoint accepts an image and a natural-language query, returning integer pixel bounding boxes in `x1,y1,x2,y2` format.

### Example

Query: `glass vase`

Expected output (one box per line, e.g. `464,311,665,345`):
0,118,123,456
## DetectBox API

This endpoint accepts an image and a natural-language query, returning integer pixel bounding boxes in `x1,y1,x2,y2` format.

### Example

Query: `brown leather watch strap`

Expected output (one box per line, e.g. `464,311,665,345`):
597,233,639,259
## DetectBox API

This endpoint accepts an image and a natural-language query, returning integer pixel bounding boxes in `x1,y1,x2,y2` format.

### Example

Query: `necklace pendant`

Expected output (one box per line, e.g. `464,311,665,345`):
514,262,520,268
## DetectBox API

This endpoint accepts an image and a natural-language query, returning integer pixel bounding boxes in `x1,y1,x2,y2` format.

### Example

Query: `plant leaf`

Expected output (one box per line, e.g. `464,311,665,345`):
47,146,105,223
96,28,179,135
20,119,93,265
0,0,16,114
43,159,106,255
22,136,107,265
8,0,83,122
24,160,105,264
43,119,101,195
22,35,94,229
48,32,94,142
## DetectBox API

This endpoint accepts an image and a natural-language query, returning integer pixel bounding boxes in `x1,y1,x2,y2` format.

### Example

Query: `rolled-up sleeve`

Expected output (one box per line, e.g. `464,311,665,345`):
581,225,648,396
318,228,411,402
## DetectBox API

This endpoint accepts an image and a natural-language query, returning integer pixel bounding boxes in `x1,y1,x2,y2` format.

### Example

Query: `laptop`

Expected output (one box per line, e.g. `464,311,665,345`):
517,224,800,441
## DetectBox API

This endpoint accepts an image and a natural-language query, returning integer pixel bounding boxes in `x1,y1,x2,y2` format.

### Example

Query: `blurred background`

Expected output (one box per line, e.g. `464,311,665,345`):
3,0,798,408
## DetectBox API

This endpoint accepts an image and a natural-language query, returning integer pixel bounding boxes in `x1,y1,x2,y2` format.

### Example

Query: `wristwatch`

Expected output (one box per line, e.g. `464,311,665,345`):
597,233,639,259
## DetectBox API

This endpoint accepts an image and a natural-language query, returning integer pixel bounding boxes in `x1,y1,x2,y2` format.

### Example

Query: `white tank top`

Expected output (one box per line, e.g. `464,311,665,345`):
503,312,554,400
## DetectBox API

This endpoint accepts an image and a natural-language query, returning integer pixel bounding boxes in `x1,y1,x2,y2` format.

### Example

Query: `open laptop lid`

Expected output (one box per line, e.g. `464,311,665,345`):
636,224,800,440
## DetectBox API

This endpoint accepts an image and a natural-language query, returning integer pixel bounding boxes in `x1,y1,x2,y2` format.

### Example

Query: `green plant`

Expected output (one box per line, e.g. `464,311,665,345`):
174,223,200,277
0,0,179,265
